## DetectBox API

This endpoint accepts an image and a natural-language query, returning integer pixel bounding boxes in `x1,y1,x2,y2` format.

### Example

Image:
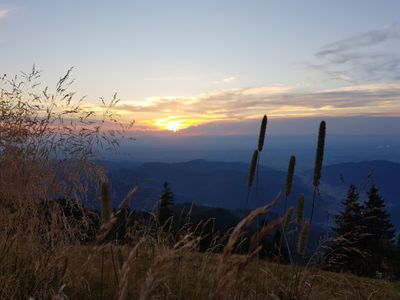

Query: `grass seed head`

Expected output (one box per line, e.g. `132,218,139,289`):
257,115,268,152
247,149,259,188
283,207,294,232
285,155,296,197
313,121,326,187
297,219,310,256
296,194,305,224
101,181,112,224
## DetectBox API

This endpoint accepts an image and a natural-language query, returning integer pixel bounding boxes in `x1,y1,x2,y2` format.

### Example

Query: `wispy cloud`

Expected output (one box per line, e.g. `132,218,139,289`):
0,8,11,19
116,83,400,131
316,25,400,57
222,76,236,83
313,25,400,82
215,76,237,84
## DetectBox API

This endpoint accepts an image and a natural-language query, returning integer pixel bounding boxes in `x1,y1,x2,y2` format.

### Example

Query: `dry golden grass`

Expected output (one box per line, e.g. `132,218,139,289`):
0,67,131,299
59,244,400,300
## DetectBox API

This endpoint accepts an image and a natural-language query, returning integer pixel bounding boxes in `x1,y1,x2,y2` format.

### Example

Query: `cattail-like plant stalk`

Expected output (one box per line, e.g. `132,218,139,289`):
278,206,294,262
96,186,138,243
257,115,267,152
313,121,326,187
247,150,259,188
283,207,293,232
297,219,310,256
255,115,268,200
101,181,112,224
310,121,326,223
296,194,305,224
284,155,296,213
246,149,259,202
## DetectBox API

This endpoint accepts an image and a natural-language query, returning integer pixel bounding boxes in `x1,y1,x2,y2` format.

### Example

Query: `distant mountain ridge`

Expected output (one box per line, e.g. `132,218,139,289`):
104,159,319,224
318,160,398,193
310,160,400,228
98,159,400,228
108,159,294,209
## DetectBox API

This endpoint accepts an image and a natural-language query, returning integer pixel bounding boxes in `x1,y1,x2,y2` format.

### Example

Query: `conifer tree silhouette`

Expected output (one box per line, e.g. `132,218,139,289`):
357,185,396,276
328,185,365,272
363,185,395,242
156,182,175,229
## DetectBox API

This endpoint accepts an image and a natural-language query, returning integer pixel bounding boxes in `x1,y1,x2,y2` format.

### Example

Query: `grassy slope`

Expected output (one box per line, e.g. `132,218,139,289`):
64,245,400,300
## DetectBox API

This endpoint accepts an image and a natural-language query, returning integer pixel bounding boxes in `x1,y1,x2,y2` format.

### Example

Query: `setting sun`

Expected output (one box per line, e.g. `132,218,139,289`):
166,121,181,132
152,117,205,132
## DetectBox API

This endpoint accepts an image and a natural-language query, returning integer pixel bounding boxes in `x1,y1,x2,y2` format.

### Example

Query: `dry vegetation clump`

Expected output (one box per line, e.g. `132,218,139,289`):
0,67,130,299
210,198,283,300
59,242,400,300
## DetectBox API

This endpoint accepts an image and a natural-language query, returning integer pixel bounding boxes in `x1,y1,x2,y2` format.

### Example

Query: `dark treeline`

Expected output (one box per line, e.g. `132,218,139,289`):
326,184,399,278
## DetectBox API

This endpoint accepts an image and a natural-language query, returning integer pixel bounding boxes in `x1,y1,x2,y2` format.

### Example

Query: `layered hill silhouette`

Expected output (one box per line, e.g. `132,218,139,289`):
107,160,310,208
101,159,316,225
97,159,400,228
311,160,400,227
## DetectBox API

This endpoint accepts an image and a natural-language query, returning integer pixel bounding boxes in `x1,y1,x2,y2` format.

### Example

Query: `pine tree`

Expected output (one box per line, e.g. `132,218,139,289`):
363,185,395,242
333,185,363,236
328,185,365,272
358,185,396,276
156,182,175,229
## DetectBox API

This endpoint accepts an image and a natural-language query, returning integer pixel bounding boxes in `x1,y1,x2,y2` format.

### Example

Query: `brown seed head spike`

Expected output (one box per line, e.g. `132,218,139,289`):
247,149,259,188
297,219,310,256
285,155,296,197
101,181,112,224
283,207,293,232
313,121,326,187
296,194,305,224
257,115,267,152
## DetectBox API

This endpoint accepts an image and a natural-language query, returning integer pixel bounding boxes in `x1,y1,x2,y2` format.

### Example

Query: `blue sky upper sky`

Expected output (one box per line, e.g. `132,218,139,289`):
1,1,400,133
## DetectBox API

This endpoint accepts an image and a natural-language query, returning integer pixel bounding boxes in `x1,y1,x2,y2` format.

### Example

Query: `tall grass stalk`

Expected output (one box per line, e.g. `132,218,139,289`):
246,149,259,202
296,194,305,224
297,220,311,256
310,121,326,223
257,115,267,152
101,181,112,224
284,155,296,213
255,115,267,200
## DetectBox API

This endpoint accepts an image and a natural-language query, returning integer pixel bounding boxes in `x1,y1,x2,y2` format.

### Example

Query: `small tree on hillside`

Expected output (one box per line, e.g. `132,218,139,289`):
327,185,366,272
358,185,396,276
156,182,175,229
363,185,395,242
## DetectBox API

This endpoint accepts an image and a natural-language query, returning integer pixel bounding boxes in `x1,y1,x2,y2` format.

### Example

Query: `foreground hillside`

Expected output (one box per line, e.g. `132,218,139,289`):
63,245,400,300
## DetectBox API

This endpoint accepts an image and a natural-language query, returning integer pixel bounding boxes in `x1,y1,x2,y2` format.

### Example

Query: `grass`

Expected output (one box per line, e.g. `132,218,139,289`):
61,244,400,300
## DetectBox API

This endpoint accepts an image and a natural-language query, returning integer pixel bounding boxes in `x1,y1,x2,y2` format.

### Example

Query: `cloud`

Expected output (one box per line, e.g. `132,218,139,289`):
116,83,400,131
222,76,236,83
313,25,400,82
316,25,400,57
181,116,400,136
215,76,237,84
328,72,353,82
0,8,11,19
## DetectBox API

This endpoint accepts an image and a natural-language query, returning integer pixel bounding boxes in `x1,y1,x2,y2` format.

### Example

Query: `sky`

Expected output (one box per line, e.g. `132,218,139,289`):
1,1,400,134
